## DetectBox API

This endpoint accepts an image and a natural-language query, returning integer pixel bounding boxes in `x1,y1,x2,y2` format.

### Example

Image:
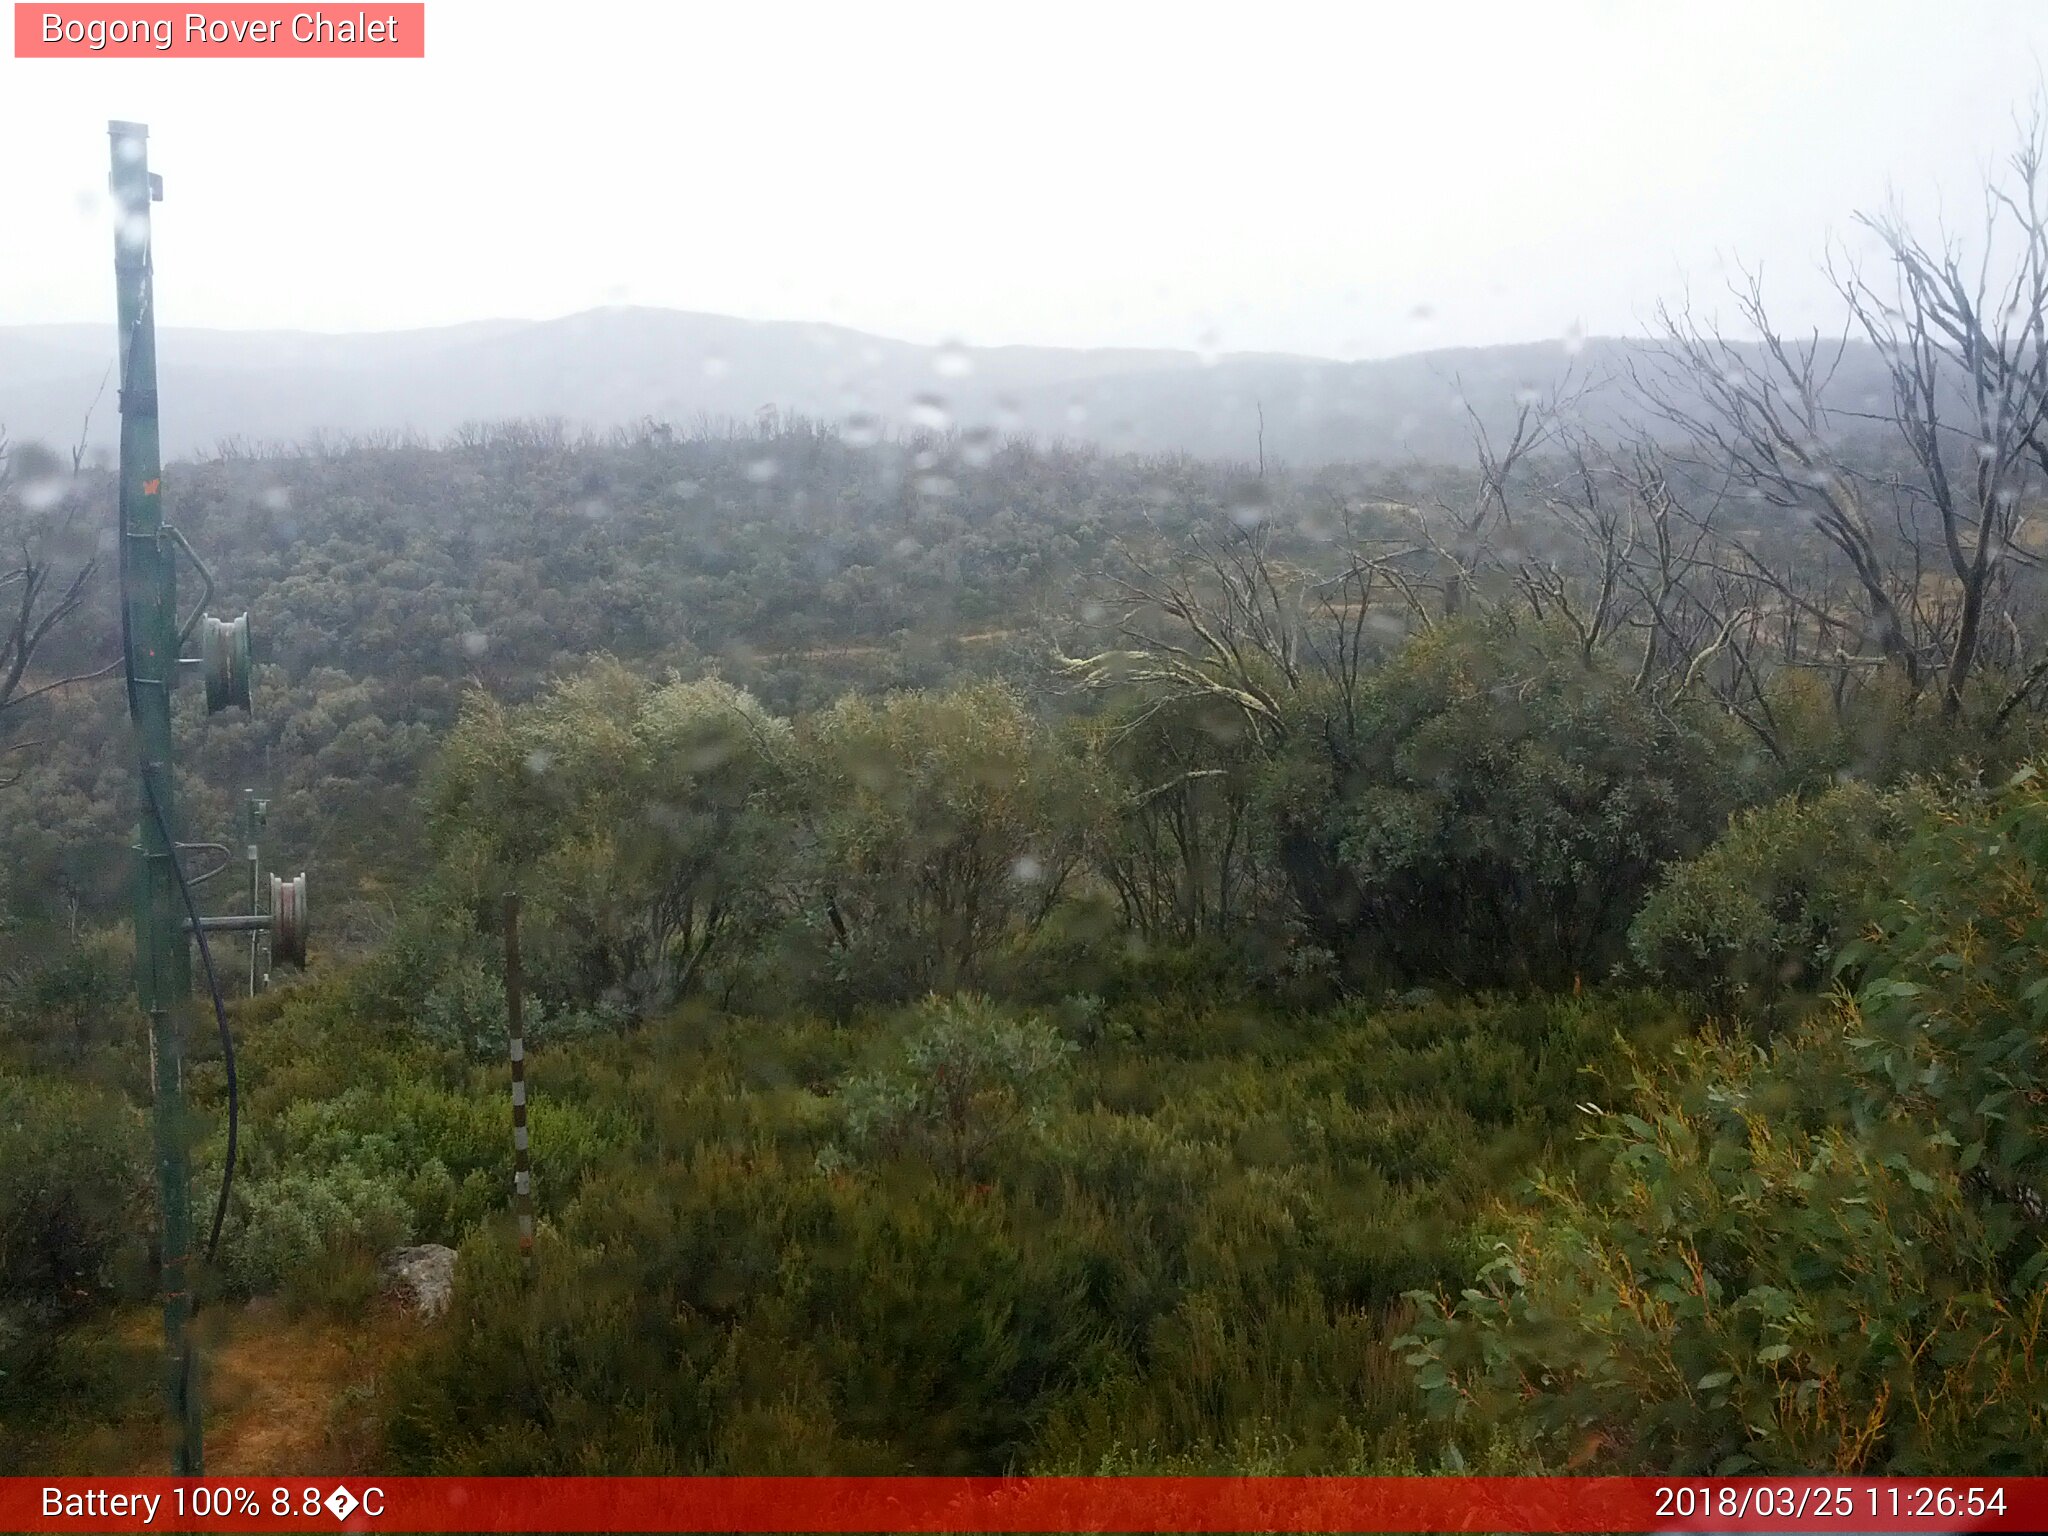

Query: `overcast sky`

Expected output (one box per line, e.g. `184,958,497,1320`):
3,0,2045,359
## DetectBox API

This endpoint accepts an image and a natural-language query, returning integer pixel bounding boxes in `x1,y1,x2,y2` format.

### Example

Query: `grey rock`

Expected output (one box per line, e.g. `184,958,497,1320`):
380,1243,457,1321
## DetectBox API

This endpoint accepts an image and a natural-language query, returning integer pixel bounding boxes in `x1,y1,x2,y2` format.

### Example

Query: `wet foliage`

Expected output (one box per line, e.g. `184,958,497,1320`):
2,418,2045,1475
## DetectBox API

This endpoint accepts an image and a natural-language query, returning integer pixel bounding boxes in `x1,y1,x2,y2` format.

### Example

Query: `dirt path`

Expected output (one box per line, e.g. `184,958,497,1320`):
198,1304,402,1475
74,1303,408,1475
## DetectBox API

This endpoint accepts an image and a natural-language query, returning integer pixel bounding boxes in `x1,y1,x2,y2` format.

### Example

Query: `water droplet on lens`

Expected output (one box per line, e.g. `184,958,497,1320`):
746,456,779,483
935,340,973,378
909,394,950,431
702,355,729,379
20,478,67,512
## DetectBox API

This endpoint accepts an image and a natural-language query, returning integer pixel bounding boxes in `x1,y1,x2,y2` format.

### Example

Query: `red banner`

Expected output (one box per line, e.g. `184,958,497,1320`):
4,1477,2046,1532
12,4,424,58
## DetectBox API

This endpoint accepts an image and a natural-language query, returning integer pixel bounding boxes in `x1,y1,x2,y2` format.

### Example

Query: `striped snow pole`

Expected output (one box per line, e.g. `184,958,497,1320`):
504,891,534,1276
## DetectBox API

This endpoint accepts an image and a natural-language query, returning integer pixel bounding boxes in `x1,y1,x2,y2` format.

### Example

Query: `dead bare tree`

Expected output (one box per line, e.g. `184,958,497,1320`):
1840,105,2048,722
1632,108,2048,731
0,432,114,783
1056,517,1306,748
1056,511,1385,959
1631,280,1930,686
1513,435,1639,665
1428,380,1576,619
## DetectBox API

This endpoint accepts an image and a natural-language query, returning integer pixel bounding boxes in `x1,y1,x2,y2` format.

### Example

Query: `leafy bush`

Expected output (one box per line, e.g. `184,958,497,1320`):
1758,665,2048,794
826,995,1076,1177
1835,762,2048,1230
795,684,1108,1010
412,952,628,1059
237,1071,626,1251
0,927,134,1078
0,1076,146,1383
381,981,1661,1475
1400,764,2048,1473
1288,617,1741,987
1629,779,1935,1012
197,977,633,1300
1395,1021,2047,1472
420,662,800,1018
214,1164,414,1297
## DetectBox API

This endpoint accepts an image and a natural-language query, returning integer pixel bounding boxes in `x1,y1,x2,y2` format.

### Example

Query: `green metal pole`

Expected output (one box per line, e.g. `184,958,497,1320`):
110,118,203,1477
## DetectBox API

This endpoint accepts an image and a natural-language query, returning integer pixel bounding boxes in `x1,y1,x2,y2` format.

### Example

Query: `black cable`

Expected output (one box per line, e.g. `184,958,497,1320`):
140,765,238,1262
116,280,143,723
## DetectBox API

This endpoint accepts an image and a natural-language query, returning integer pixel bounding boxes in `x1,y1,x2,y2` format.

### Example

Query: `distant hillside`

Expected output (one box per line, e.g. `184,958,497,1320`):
0,308,1902,466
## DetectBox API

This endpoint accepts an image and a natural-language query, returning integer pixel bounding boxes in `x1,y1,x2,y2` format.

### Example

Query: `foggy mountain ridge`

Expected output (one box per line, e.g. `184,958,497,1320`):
0,306,1903,467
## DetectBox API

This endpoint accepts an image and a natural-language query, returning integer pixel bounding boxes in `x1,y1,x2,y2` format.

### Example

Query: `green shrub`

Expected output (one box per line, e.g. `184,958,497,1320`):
826,995,1076,1177
215,1164,414,1296
1298,617,1741,987
416,663,801,1020
0,1075,147,1390
1629,779,1936,1012
0,927,135,1078
195,995,634,1305
412,952,629,1058
246,1075,626,1244
794,683,1108,1010
1395,1021,2047,1473
1833,761,2048,1232
1402,764,2048,1473
377,982,1664,1475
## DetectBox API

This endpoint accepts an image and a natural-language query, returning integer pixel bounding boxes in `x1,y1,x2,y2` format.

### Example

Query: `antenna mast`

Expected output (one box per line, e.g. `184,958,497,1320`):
110,119,310,1475
109,117,205,1476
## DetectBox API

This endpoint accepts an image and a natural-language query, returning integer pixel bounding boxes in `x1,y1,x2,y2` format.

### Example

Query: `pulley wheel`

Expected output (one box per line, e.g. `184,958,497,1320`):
269,870,308,967
202,612,253,714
